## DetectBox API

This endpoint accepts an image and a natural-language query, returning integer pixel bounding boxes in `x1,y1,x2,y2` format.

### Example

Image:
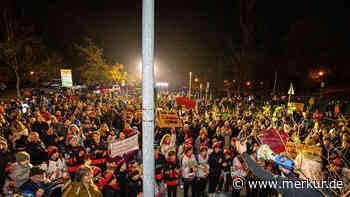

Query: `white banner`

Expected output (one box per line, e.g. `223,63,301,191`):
109,134,139,158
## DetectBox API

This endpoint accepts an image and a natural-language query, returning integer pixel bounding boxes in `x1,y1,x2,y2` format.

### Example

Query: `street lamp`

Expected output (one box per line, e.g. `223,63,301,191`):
246,81,251,87
194,77,199,83
30,71,35,75
318,71,324,77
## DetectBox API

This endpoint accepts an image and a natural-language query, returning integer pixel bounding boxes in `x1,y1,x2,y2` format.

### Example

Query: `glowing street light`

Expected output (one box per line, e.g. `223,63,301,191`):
194,77,199,83
246,81,251,87
318,71,324,76
29,71,35,75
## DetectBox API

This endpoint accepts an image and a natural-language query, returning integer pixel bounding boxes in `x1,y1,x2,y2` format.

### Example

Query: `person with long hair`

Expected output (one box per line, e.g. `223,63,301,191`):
62,166,101,197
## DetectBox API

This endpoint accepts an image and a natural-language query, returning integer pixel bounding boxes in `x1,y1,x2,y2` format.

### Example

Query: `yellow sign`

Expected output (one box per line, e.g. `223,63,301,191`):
157,109,183,128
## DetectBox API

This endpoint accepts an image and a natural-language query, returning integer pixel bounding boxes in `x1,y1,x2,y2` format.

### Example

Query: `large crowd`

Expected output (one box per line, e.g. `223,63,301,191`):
0,90,349,197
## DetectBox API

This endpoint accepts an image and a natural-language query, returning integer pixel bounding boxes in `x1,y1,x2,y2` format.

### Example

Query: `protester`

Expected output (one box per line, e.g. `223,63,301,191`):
62,165,102,197
20,166,49,197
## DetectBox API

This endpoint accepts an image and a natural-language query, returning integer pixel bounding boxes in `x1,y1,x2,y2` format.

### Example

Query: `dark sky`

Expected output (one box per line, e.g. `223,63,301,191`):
7,0,350,90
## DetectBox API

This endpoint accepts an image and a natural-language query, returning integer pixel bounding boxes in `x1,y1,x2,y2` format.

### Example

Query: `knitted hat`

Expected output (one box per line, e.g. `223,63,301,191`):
185,138,193,145
184,144,193,152
47,146,58,158
128,166,139,178
16,151,30,162
213,142,221,149
30,166,45,177
200,144,208,151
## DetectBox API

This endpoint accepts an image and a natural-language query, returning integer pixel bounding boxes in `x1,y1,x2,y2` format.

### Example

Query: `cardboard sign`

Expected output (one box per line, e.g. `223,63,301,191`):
157,110,183,128
109,134,139,158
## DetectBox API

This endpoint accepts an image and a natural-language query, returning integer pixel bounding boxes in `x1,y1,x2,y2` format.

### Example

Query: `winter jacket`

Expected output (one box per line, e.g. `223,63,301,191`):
20,179,49,197
208,152,223,176
197,153,209,178
155,153,166,182
8,162,31,189
88,141,107,166
102,184,119,197
127,178,142,197
25,141,47,165
114,170,128,197
62,181,102,197
40,158,68,190
65,145,86,173
231,156,247,180
182,153,197,180
164,159,181,186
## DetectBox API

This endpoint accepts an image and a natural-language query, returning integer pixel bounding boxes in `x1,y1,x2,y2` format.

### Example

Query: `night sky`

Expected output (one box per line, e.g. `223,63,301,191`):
3,0,350,93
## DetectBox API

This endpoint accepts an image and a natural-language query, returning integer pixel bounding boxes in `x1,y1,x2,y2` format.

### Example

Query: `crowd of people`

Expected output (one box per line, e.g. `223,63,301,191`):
0,90,349,197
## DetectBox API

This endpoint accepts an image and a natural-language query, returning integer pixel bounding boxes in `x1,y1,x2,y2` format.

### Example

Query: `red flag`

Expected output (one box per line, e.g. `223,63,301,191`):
185,99,196,109
176,97,187,106
260,129,288,153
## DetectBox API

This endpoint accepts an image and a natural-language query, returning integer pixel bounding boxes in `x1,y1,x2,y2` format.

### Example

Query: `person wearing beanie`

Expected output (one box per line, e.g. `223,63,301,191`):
208,142,223,197
181,144,198,197
164,149,181,197
88,131,108,172
219,148,233,195
65,136,87,180
127,166,142,197
40,146,68,197
4,151,32,194
20,166,48,197
154,143,166,196
196,144,209,197
101,172,119,197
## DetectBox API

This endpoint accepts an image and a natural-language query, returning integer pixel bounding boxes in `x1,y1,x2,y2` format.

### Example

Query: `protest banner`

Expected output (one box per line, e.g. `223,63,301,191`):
157,109,183,128
109,134,139,158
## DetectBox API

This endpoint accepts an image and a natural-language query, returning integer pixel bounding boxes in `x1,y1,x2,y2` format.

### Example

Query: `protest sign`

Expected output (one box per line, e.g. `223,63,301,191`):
109,134,139,158
157,109,183,128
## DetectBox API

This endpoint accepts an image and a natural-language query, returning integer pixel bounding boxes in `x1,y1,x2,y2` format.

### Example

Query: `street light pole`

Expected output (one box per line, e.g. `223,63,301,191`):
142,0,155,196
189,72,192,99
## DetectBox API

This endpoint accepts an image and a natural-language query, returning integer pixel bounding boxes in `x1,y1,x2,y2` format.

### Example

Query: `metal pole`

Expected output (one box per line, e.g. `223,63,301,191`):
188,72,192,99
273,71,277,96
142,0,155,196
